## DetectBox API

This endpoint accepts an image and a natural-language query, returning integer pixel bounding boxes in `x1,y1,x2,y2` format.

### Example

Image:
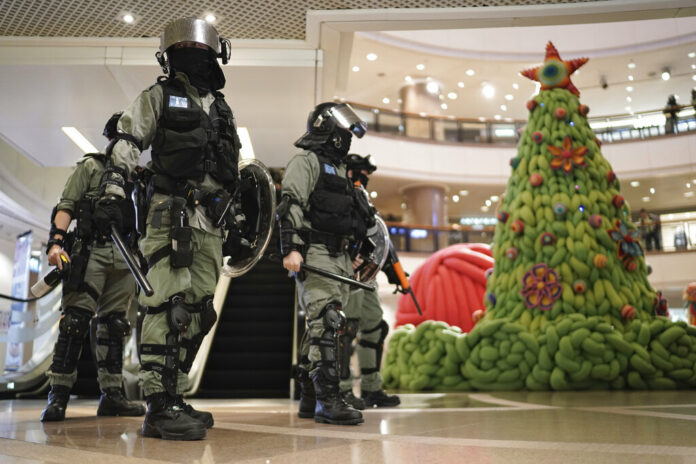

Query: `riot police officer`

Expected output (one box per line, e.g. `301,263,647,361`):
339,154,400,409
95,17,242,440
279,102,373,425
41,112,145,422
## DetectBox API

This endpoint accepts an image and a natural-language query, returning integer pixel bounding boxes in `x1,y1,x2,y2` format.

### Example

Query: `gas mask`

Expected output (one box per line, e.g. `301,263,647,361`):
168,47,226,93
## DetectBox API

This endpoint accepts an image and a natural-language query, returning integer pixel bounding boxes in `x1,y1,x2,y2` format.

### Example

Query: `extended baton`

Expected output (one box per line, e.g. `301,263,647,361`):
111,225,154,296
269,254,375,292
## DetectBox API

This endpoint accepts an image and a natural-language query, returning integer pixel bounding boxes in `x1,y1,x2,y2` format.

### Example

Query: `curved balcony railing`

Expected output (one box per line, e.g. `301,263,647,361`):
345,101,696,146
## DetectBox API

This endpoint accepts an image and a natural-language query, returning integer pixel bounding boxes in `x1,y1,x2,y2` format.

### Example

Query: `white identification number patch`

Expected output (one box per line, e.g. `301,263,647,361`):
323,164,336,175
168,96,188,108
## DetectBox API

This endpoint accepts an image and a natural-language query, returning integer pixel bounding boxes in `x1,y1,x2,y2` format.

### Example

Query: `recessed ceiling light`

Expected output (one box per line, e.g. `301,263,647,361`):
419,112,427,117
626,86,633,92
628,61,636,69
452,195,460,203
687,183,692,188
439,94,445,100
61,127,98,153
485,200,492,206
370,191,378,199
490,195,499,201
689,52,696,58
416,64,425,70
448,92,457,100
481,206,489,212
123,13,135,23
352,66,360,72
692,64,696,70
478,117,486,122
500,104,507,111
405,75,413,82
466,69,475,76
441,103,448,110
366,53,377,61
204,13,216,23
426,82,440,94
382,97,390,104
457,81,465,88
630,181,640,187
626,96,632,102
642,196,650,202
401,202,407,210
482,84,495,99
426,76,433,81
650,187,655,194
685,191,695,197
625,106,632,112
628,75,634,81
692,75,696,81
494,115,501,120
397,98,403,104
460,190,469,196
504,94,514,101
512,83,519,90
661,68,671,81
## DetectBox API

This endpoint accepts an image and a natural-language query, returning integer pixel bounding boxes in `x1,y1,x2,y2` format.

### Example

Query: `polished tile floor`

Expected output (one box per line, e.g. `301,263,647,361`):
1,391,696,463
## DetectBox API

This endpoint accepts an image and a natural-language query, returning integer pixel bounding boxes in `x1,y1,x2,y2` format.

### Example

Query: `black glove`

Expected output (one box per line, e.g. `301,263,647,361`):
94,199,123,236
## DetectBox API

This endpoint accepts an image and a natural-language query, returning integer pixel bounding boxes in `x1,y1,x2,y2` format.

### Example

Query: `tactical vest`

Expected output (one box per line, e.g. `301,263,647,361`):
307,152,370,240
151,79,241,185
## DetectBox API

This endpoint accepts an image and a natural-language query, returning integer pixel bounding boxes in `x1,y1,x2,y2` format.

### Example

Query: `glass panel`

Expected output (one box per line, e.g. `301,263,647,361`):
377,112,403,135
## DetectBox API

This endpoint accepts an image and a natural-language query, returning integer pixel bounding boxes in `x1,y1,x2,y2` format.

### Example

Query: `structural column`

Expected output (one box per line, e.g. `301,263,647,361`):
399,78,444,139
401,184,448,251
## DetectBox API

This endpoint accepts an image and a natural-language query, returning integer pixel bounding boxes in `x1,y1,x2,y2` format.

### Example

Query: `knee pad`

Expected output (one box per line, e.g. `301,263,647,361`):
319,301,346,331
103,312,132,338
52,307,92,374
309,302,346,382
96,312,131,374
338,318,359,380
179,296,217,374
359,320,389,375
167,294,192,334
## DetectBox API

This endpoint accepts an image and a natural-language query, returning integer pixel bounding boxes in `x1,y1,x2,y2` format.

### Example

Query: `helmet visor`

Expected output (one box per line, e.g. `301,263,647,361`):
329,104,367,138
161,17,221,54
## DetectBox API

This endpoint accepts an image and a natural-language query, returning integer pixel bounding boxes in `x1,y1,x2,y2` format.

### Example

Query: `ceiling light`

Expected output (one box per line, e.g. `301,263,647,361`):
452,195,460,203
237,127,255,160
504,117,513,122
466,69,475,76
642,196,650,202
204,13,216,23
689,52,696,58
370,191,378,199
493,115,501,120
426,82,440,94
441,103,448,110
352,66,360,72
500,104,507,111
630,181,640,187
482,84,495,99
687,183,692,188
397,98,403,104
484,200,491,207
426,76,433,81
405,75,413,82
685,192,695,197
478,117,486,122
626,86,633,92
439,94,445,100
416,64,425,70
490,195,499,202
628,75,634,81
692,64,696,70
419,112,427,117
692,75,696,81
650,187,655,194
481,206,489,212
505,94,514,101
123,13,135,23
401,202,407,210
625,106,632,112
448,92,457,100
382,97,390,104
366,53,377,61
661,68,671,81
626,96,632,102
628,61,636,69
61,127,98,153
457,82,465,88
512,83,519,90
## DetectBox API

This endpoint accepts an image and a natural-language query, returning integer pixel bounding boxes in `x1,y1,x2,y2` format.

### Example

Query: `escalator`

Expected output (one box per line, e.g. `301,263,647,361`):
195,255,295,398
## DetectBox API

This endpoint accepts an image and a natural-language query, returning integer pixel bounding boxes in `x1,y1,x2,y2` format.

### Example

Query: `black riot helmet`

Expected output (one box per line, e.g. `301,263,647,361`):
294,102,367,153
346,154,377,187
103,112,122,140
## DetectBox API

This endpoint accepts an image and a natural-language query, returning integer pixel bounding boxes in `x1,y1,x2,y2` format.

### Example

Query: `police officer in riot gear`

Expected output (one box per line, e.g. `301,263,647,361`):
339,154,400,409
41,112,145,422
95,17,242,441
279,102,373,425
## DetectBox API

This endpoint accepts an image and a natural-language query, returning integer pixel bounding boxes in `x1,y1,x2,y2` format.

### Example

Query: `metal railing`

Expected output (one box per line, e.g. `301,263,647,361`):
345,101,696,145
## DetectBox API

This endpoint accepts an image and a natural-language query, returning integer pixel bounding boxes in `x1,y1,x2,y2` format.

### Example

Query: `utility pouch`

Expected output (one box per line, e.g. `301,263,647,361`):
63,241,90,293
171,226,193,269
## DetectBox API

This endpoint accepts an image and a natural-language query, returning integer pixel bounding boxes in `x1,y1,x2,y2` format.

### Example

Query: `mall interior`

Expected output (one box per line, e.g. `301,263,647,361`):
1,1,696,463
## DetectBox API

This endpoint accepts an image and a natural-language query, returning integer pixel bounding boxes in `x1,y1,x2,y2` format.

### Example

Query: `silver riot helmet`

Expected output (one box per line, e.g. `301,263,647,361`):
294,102,367,150
155,17,231,73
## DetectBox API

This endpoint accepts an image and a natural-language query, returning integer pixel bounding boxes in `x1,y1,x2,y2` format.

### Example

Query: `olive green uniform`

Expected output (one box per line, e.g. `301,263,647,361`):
48,156,137,389
109,73,225,397
339,286,385,392
283,150,354,373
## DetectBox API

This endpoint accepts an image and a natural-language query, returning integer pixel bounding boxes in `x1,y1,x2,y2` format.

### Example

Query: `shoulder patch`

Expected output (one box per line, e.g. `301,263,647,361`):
323,163,336,175
168,95,188,108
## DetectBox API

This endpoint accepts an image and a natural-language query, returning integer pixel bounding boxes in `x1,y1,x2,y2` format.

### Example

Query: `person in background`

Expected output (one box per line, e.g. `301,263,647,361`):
639,209,662,252
663,95,679,134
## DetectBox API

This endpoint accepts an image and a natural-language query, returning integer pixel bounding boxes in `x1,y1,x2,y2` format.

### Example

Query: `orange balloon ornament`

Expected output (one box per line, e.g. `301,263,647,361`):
520,41,588,97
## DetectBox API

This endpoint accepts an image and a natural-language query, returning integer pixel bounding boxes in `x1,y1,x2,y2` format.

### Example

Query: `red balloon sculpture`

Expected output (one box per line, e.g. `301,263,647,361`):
395,243,493,333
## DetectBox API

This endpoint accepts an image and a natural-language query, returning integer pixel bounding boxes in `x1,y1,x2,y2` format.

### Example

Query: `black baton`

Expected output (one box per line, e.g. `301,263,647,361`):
269,254,375,292
111,225,154,297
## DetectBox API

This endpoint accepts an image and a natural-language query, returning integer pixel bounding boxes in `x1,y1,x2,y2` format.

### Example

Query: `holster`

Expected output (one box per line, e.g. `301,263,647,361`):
170,198,193,269
63,239,90,293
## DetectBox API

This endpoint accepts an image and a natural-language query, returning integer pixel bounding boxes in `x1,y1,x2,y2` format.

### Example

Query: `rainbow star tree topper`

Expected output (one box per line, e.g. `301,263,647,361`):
521,41,588,96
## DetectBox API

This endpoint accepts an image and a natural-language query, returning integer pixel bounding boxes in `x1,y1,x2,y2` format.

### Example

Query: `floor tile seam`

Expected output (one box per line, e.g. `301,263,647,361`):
0,437,172,464
573,406,696,422
466,393,556,409
213,421,696,456
361,406,552,413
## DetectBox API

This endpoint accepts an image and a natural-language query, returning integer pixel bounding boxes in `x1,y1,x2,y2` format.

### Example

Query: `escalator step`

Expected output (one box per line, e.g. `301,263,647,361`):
217,308,293,323
206,352,290,370
211,335,291,352
224,295,294,308
218,321,290,336
201,370,290,390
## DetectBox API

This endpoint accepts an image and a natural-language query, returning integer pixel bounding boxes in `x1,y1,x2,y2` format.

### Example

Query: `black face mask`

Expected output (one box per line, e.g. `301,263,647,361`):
168,47,226,92
329,128,352,155
355,173,369,188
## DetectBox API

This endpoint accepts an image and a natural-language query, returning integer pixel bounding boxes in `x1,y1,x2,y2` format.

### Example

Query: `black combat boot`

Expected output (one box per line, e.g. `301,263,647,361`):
40,385,71,422
141,392,206,440
297,368,316,418
175,395,214,428
362,389,401,408
312,371,363,425
341,390,366,410
97,387,146,417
